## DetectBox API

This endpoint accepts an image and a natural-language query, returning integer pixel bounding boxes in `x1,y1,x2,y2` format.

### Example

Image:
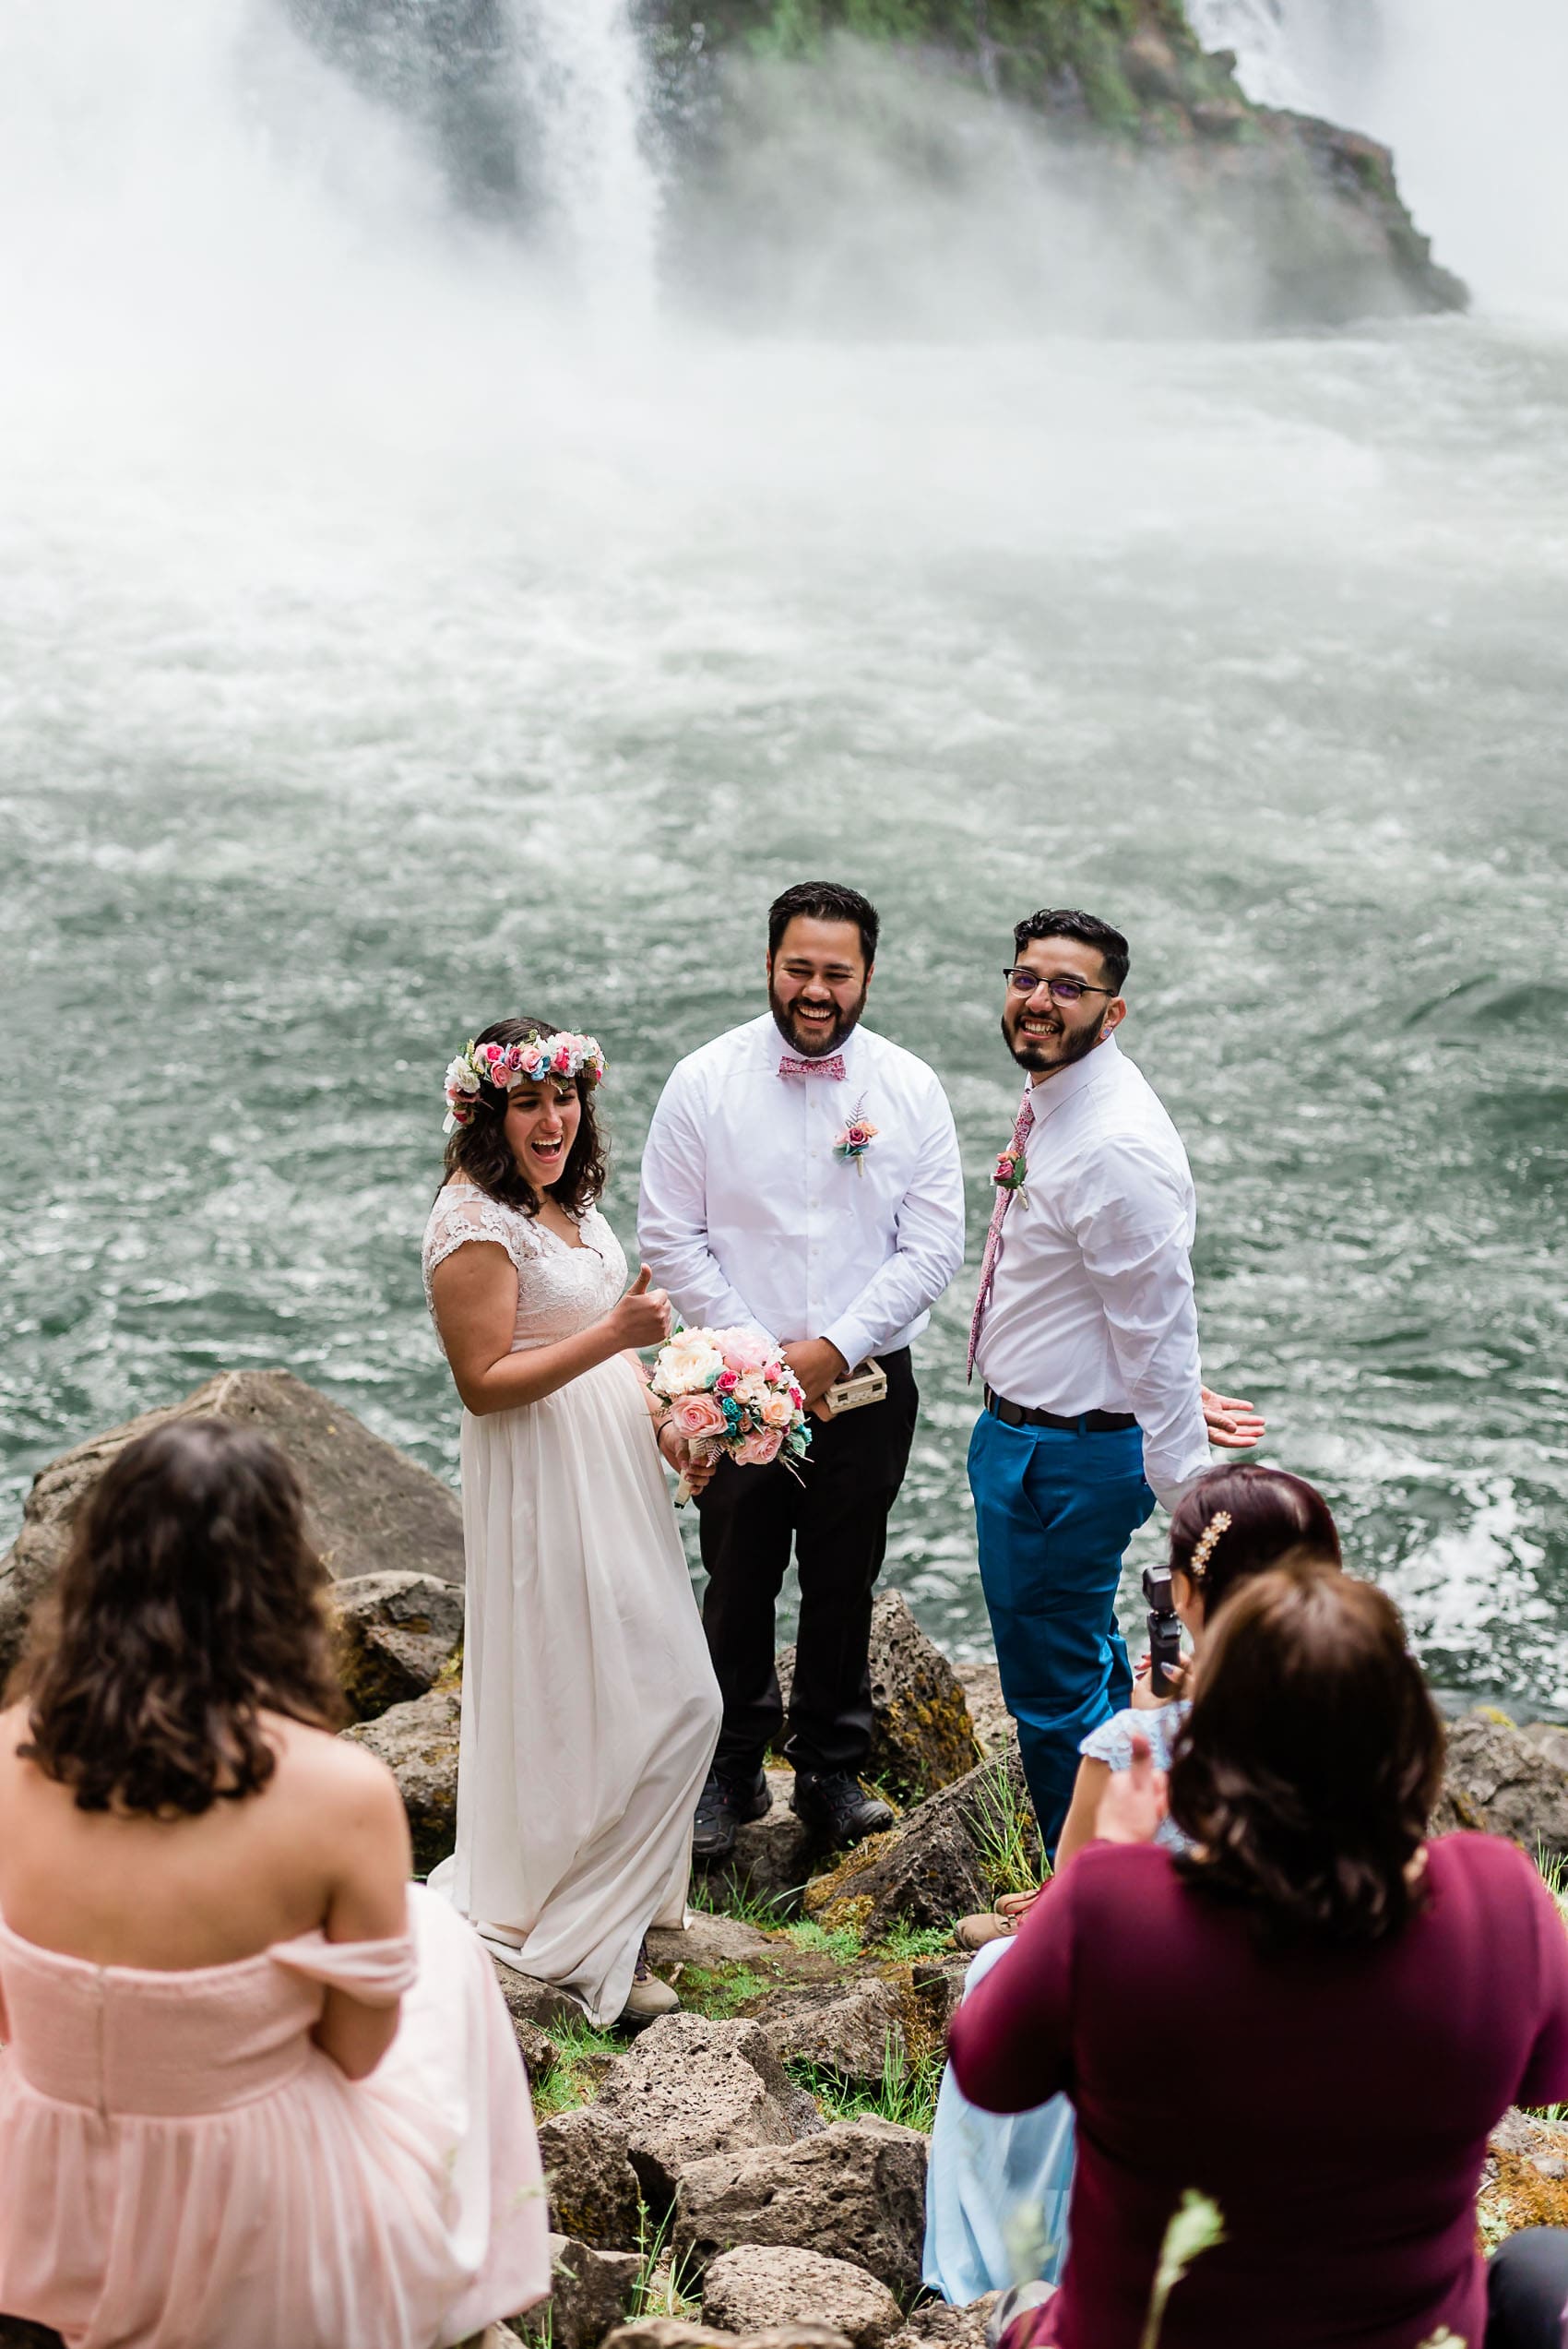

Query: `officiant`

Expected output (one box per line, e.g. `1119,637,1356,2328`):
639,881,966,1858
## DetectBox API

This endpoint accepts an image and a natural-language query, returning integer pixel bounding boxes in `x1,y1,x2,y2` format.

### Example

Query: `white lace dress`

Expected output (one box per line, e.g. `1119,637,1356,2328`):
422,1184,721,2025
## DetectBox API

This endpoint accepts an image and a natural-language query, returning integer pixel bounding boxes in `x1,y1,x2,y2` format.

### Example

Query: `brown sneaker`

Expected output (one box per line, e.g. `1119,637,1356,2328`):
953,1910,1016,1952
620,1940,680,2021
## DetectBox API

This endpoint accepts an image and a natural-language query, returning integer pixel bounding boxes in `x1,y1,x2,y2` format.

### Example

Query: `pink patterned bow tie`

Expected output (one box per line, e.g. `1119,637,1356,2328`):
968,1088,1036,1380
778,1054,847,1079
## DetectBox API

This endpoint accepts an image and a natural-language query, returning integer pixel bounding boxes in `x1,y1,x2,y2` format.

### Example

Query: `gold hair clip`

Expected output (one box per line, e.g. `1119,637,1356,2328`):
1188,1509,1232,1580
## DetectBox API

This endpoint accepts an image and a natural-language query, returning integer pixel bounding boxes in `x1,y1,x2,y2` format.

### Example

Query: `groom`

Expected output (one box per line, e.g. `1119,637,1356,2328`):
968,907,1263,1856
639,880,966,1858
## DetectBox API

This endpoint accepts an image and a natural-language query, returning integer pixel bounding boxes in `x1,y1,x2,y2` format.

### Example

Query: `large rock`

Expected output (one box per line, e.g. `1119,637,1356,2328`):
777,1593,980,1805
955,1663,1013,1759
674,2116,928,2296
702,2247,901,2349
537,2106,646,2251
343,1685,459,1875
600,2329,851,2349
1431,1710,1568,1860
806,1750,1039,1939
494,1964,584,2033
541,2235,641,2349
331,1568,464,1722
887,2299,1001,2349
595,2013,822,2210
0,1369,464,1681
752,1978,909,2091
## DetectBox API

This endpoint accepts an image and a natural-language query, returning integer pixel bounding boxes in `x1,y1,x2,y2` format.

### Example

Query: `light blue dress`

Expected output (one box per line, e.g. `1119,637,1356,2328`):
921,1702,1191,2306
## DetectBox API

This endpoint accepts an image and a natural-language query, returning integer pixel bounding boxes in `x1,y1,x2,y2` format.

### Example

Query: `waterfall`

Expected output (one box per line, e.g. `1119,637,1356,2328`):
505,0,661,328
1186,0,1568,309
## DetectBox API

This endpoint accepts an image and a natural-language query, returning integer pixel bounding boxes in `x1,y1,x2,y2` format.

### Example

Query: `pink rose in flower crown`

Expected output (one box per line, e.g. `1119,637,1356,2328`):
671,1392,728,1442
737,1425,785,1465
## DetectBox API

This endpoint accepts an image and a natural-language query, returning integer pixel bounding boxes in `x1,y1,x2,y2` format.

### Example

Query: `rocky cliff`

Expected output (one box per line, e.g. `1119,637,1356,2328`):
647,0,1466,328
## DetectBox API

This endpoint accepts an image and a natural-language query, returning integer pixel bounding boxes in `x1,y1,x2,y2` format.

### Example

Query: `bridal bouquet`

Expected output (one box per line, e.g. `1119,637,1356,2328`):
648,1325,811,1504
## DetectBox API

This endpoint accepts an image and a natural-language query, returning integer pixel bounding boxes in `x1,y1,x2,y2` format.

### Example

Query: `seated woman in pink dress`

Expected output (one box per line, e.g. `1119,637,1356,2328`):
0,1418,550,2349
951,1560,1568,2349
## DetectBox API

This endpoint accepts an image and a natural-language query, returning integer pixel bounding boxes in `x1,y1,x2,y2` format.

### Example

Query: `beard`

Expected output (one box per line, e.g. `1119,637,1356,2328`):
769,980,869,1060
1003,1001,1110,1077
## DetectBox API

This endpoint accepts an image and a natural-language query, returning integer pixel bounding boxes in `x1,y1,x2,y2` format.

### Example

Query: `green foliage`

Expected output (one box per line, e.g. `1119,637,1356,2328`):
531,2015,623,2119
971,1759,1045,1901
1139,2190,1227,2349
790,2033,944,2133
629,2203,705,2319
676,1961,772,2018
782,1915,866,1964
690,1868,802,1926
873,1919,954,1961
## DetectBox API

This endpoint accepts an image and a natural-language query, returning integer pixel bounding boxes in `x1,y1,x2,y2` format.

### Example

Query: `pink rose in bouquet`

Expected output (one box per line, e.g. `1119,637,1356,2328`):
716,1326,771,1374
671,1392,728,1441
760,1393,795,1429
737,1425,785,1465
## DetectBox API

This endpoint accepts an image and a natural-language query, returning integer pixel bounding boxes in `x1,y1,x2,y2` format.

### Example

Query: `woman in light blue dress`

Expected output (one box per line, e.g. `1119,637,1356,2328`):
922,1464,1343,2307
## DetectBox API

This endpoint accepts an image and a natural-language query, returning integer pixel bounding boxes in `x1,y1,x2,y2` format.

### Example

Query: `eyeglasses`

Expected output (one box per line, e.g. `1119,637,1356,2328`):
1003,968,1115,1005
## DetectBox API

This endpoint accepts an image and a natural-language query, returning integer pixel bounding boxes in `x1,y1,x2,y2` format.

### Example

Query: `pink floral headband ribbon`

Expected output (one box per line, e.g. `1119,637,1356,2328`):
443,1031,607,1133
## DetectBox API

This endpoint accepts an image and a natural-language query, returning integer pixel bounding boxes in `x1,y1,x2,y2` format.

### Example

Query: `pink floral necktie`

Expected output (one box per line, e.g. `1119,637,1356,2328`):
967,1089,1035,1380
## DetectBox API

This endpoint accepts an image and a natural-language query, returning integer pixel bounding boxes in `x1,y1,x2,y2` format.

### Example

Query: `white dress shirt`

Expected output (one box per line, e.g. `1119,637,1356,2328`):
638,1013,966,1372
973,1032,1210,1510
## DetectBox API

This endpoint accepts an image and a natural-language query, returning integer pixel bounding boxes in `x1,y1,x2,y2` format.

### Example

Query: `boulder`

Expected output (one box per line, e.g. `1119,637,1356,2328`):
1431,1711,1568,1860
330,1568,464,1722
955,1663,1013,1759
510,2013,559,2084
540,2235,641,2349
595,2013,822,2210
537,2106,646,2251
778,1594,979,1805
753,1978,909,2090
0,1368,464,1681
699,1770,822,1917
702,2247,901,2349
647,1914,777,1972
674,2116,929,2296
1521,1722,1568,1777
343,1686,459,1875
600,2328,739,2349
887,2298,1001,2349
806,1749,1038,1939
494,1964,585,2033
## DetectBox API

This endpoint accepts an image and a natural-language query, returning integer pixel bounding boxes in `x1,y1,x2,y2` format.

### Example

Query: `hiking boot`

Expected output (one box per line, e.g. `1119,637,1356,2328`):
790,1769,894,1850
619,1940,680,2023
692,1767,771,1863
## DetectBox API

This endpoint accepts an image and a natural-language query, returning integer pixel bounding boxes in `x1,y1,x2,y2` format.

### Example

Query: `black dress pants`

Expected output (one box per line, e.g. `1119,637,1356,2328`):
695,1347,919,1780
1488,2228,1568,2348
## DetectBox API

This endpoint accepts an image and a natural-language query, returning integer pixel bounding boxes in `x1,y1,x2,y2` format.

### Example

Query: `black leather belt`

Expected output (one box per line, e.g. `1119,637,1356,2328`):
985,1387,1137,1434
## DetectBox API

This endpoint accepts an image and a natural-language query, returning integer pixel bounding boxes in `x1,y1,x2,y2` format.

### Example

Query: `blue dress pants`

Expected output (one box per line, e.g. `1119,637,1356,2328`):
968,1411,1156,1857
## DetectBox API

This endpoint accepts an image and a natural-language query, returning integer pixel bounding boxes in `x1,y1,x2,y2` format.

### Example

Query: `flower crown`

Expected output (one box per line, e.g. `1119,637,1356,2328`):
443,1031,607,1133
1187,1509,1232,1582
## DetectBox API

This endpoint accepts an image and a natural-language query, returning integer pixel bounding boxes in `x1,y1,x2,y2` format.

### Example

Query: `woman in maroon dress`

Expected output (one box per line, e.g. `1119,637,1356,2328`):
950,1561,1568,2349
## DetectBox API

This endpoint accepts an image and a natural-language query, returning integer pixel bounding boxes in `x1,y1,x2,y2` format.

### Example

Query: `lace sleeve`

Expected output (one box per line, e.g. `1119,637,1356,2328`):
1078,1700,1189,1773
422,1188,538,1302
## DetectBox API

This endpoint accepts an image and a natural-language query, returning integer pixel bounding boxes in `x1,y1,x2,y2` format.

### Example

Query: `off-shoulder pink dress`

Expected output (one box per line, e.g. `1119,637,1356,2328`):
0,1882,551,2349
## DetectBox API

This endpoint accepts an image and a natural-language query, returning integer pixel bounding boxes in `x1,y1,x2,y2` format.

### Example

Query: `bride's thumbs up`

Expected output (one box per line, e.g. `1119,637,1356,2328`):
608,1264,673,1350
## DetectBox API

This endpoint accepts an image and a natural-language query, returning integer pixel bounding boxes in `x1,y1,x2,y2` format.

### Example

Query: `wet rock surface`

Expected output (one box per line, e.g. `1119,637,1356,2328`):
674,2116,930,2296
331,1567,464,1722
342,1684,460,1875
0,1368,464,1679
1432,1709,1568,1858
596,2013,824,2209
702,2246,903,2349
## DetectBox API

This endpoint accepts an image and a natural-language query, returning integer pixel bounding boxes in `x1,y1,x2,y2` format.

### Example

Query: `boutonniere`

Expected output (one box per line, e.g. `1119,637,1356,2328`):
833,1100,879,1177
993,1149,1027,1198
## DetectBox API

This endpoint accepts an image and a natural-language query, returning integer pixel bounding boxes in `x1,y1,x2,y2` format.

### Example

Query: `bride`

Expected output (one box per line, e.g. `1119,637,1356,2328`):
423,1017,722,2026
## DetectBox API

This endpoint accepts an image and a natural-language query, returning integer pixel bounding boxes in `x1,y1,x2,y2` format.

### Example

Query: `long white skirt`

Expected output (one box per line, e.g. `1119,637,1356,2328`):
434,1353,722,2025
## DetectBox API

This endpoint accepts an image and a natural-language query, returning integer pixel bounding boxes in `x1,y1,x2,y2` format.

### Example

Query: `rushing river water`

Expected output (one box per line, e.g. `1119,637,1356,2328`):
1,2,1564,1709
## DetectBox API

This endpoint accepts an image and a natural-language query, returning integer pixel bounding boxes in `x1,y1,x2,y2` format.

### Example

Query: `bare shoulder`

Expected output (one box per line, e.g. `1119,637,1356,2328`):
265,1713,404,1826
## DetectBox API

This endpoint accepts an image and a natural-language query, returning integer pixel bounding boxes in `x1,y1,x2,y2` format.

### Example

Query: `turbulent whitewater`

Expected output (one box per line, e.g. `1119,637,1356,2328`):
0,0,1564,1712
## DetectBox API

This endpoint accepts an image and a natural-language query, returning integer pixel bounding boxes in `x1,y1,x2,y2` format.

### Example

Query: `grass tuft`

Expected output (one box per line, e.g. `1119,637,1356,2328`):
628,2202,704,2319
530,2014,623,2119
971,1759,1046,1902
780,1915,864,1964
789,2033,944,2134
872,1920,954,1961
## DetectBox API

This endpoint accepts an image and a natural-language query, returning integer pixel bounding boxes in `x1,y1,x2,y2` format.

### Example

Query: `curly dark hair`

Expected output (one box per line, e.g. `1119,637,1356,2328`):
440,1013,609,1218
1170,1559,1444,1950
1170,1461,1342,1620
13,1419,344,1816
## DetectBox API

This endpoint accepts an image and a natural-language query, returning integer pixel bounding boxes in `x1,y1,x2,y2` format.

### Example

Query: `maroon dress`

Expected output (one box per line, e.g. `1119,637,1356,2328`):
948,1831,1568,2349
